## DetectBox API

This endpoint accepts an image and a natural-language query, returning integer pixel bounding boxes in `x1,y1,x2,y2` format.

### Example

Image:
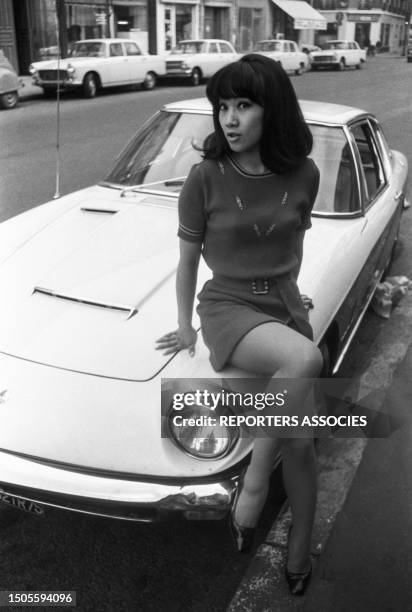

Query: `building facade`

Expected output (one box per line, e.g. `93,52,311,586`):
1,0,410,73
313,0,410,51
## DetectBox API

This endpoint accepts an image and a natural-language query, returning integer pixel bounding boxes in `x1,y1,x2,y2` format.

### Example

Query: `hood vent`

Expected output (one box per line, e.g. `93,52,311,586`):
80,207,119,214
32,286,138,320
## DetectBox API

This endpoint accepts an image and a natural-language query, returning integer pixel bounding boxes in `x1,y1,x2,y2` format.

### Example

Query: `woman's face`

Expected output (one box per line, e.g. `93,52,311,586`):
218,97,264,156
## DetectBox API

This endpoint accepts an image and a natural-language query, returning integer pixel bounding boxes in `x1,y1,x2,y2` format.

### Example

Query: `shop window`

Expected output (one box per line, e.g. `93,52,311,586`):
114,3,147,33
176,6,193,43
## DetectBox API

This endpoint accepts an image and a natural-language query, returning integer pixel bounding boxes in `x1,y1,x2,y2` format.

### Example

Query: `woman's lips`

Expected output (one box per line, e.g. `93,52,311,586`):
226,133,241,142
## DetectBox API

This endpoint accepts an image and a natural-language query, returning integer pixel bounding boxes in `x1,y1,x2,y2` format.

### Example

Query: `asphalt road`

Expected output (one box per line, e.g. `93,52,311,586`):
0,57,411,612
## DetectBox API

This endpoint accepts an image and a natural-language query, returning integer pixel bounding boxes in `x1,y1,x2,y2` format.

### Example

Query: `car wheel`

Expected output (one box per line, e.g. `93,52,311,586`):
83,73,98,98
337,58,345,71
0,90,18,109
142,71,156,90
356,61,362,69
295,63,305,76
190,68,201,86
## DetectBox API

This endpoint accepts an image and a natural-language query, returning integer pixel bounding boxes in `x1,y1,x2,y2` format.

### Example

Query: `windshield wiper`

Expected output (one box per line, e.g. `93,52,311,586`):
119,177,187,197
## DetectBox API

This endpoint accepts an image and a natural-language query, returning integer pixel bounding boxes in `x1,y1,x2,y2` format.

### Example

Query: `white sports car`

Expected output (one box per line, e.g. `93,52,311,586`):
0,99,408,522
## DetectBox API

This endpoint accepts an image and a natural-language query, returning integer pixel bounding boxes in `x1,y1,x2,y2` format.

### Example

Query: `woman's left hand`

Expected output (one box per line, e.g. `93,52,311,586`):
155,326,197,356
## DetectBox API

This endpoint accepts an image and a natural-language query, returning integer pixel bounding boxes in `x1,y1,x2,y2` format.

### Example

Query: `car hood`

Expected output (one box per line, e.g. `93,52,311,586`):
0,185,207,381
311,50,338,56
32,57,102,70
167,54,198,62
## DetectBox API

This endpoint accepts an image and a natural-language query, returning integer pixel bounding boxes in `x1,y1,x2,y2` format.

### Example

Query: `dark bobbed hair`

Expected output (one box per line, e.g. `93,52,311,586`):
203,54,313,173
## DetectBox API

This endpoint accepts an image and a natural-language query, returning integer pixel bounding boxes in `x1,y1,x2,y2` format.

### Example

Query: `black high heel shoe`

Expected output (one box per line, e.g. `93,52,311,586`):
285,562,312,596
229,476,256,553
285,525,313,596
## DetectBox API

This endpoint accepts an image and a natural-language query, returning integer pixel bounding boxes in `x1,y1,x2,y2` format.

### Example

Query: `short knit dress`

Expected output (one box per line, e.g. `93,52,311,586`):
178,155,320,372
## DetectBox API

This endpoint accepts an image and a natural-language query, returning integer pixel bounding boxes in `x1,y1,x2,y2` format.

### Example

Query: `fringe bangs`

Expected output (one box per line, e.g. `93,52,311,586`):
206,61,265,106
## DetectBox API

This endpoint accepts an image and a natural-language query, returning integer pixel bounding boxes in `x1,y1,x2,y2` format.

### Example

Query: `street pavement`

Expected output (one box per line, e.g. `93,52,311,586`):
229,292,412,612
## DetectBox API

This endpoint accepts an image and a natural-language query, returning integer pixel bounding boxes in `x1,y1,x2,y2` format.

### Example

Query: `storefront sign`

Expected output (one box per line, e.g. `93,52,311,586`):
347,14,380,22
295,18,327,29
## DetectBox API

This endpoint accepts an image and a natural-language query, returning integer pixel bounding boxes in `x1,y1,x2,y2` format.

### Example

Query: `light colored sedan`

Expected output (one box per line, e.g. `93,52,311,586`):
29,38,166,97
255,39,309,74
165,39,239,85
0,98,408,522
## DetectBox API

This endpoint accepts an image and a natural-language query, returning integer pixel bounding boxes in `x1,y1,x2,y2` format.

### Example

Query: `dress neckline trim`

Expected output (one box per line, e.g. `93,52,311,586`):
226,154,274,178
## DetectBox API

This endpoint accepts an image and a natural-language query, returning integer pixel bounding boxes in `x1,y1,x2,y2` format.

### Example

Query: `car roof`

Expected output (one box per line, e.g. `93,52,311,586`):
178,39,229,44
73,38,131,44
258,39,292,43
162,98,368,126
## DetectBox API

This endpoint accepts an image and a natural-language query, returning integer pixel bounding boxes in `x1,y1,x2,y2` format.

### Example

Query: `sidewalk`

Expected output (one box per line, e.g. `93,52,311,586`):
229,303,412,611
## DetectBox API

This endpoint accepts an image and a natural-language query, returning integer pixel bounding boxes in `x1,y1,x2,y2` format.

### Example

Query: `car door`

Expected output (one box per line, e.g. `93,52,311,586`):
123,41,145,84
107,42,129,84
289,41,301,71
343,119,394,327
204,41,221,76
219,41,238,66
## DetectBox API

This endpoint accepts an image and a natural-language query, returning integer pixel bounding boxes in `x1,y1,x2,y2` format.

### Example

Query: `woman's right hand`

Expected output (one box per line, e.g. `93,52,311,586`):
155,326,197,356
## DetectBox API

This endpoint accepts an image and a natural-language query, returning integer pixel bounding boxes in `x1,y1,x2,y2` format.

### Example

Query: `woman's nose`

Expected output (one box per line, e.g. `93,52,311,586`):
226,109,239,126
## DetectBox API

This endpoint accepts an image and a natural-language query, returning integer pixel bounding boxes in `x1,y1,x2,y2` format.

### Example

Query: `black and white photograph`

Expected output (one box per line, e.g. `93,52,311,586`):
0,1,411,610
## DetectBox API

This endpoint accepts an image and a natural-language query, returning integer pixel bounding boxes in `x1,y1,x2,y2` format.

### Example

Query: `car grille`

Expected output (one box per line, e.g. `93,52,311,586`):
38,69,69,81
313,55,334,62
166,60,183,71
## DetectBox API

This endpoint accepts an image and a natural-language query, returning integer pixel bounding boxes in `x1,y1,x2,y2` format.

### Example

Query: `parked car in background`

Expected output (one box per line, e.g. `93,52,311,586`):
164,39,239,85
0,50,21,109
255,39,309,74
0,97,408,523
29,38,166,98
310,40,366,70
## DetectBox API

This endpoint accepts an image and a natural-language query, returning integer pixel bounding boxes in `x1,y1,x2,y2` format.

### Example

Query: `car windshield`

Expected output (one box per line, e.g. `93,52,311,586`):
103,112,359,213
321,42,347,50
69,42,105,57
171,42,207,54
256,41,282,52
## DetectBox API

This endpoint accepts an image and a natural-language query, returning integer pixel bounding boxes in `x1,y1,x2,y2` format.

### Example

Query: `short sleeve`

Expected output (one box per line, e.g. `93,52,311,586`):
177,164,206,243
301,159,320,230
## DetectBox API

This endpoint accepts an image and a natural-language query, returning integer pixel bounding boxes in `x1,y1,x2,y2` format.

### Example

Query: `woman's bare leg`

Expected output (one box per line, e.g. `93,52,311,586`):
282,438,317,572
227,322,322,568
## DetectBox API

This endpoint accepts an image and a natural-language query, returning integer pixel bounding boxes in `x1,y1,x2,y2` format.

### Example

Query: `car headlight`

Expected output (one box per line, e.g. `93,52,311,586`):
181,61,190,70
67,64,76,75
168,402,239,460
29,64,37,75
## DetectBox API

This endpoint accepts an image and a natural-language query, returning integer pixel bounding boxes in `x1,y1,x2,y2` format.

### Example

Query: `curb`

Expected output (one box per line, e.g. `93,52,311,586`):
228,289,412,611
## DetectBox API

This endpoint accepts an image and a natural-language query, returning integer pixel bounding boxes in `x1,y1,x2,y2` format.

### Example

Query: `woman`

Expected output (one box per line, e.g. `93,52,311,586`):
156,54,323,596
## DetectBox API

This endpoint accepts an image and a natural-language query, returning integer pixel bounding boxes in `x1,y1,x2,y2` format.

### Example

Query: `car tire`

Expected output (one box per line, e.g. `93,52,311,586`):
190,68,201,86
83,73,98,98
337,58,345,71
356,61,362,69
142,71,157,90
295,63,305,76
0,90,18,109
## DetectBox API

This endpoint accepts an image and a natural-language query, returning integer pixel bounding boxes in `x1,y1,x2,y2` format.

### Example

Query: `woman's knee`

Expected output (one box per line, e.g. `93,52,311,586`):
280,342,322,377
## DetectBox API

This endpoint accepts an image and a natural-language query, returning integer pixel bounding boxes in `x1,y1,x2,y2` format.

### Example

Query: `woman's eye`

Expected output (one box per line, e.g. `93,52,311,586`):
239,101,251,109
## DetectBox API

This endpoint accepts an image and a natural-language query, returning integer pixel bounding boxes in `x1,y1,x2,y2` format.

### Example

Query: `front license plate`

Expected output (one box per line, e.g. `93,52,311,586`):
0,490,44,516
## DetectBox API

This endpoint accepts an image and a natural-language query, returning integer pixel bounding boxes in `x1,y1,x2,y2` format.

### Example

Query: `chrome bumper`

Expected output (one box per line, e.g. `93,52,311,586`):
0,450,238,522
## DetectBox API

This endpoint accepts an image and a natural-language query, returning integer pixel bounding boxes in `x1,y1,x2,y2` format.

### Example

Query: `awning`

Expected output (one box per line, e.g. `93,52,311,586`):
271,0,327,30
